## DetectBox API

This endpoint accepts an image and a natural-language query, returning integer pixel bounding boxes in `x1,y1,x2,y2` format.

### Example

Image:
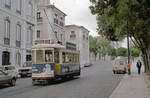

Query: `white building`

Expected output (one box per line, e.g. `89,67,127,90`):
0,0,38,67
65,25,90,66
35,0,66,45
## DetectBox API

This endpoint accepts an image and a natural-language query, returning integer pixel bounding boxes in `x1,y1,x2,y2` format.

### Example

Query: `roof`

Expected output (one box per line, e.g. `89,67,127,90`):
65,25,90,32
37,4,67,16
94,35,105,39
32,44,65,49
47,5,67,16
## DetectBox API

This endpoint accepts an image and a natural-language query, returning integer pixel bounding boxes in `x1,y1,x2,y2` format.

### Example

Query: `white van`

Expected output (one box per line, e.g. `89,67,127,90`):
113,58,127,74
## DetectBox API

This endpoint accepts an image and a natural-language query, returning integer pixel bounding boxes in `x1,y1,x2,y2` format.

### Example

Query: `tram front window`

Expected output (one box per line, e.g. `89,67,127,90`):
45,50,53,62
36,50,43,63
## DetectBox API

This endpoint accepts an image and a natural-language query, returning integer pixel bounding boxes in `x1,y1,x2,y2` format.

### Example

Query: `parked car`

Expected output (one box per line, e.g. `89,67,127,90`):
0,66,17,86
113,58,127,74
18,61,32,77
84,62,93,67
4,65,19,78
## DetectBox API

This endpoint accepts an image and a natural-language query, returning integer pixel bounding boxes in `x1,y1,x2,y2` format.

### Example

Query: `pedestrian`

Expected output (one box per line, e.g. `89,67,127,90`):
136,60,142,74
126,63,131,75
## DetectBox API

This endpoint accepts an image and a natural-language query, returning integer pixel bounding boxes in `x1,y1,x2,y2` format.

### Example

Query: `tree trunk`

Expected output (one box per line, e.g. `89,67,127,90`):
142,49,150,73
99,53,101,60
94,53,97,61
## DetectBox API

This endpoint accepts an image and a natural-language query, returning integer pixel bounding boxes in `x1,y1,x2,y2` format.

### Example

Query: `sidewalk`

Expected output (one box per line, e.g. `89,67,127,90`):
109,73,150,98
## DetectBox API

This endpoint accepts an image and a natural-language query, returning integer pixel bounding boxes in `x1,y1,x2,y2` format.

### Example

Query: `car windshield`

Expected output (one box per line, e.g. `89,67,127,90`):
115,60,124,65
23,62,32,67
5,66,15,70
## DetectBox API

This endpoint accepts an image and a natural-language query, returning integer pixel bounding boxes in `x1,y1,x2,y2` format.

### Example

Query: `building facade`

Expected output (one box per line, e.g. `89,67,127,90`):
65,25,90,66
0,0,38,67
35,0,66,45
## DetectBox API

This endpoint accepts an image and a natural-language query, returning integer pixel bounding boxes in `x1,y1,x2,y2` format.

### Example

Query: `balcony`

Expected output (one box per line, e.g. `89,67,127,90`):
16,41,21,47
4,38,10,45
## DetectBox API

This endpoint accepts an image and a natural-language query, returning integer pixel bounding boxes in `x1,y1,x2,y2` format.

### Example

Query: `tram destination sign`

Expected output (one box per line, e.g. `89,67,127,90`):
66,42,76,51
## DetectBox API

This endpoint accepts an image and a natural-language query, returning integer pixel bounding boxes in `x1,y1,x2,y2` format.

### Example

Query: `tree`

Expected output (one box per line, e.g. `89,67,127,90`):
89,36,98,60
89,0,150,72
107,46,116,57
130,47,140,57
116,47,127,57
96,38,111,60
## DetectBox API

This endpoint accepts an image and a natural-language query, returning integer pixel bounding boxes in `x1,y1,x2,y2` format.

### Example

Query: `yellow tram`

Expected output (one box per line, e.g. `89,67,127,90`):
31,43,80,84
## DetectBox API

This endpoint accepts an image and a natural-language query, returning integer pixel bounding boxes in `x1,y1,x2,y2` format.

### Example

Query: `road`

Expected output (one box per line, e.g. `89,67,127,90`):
0,61,122,98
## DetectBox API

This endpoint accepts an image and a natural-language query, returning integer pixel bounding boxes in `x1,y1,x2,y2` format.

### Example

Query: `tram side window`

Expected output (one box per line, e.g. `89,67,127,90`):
62,52,66,63
74,54,77,63
45,50,53,62
65,53,69,63
54,51,59,63
36,50,43,63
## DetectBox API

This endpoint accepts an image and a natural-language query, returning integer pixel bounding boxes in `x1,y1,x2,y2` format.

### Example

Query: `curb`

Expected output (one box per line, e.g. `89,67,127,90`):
144,73,150,88
109,74,125,98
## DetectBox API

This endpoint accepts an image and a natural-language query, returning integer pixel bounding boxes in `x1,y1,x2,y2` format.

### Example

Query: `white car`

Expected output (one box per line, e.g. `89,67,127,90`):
0,66,18,86
4,66,20,78
113,58,127,74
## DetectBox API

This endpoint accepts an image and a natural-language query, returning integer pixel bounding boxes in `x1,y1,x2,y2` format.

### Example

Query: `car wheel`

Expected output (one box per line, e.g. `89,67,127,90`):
9,78,16,86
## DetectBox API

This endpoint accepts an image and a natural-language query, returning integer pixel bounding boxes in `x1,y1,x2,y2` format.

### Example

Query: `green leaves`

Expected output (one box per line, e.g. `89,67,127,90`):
116,47,127,57
130,47,140,57
89,0,150,49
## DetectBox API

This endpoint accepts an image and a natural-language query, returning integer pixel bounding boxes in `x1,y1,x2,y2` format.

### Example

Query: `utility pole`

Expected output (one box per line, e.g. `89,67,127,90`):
127,21,130,64
126,0,131,75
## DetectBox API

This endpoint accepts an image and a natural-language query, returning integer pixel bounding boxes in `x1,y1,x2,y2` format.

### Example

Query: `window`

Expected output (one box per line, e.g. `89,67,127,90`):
37,30,40,38
54,13,58,24
16,24,21,47
83,32,86,40
54,51,59,63
54,18,58,24
45,50,53,62
5,0,11,9
28,3,33,16
36,50,43,63
4,19,10,45
55,13,57,17
2,51,10,65
70,31,76,39
16,0,21,14
59,22,64,27
16,53,21,66
37,12,41,19
27,27,33,44
60,17,63,20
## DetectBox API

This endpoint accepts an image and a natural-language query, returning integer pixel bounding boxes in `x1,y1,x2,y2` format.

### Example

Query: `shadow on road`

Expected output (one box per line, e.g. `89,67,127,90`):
0,84,12,89
34,77,80,86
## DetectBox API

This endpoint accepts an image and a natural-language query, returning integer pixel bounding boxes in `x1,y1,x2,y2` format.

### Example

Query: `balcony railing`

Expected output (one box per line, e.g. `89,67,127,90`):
16,41,21,47
4,38,10,45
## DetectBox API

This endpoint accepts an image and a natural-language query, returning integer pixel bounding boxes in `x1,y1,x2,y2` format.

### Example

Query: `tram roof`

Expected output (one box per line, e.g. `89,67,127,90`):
32,44,65,49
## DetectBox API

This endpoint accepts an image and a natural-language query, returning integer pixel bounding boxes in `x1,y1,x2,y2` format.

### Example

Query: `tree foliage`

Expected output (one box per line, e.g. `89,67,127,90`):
89,36,98,56
116,47,127,57
89,0,150,72
89,36,115,60
96,38,111,56
130,47,140,57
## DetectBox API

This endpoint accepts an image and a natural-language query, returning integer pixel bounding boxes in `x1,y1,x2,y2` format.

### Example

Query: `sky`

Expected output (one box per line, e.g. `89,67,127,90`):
51,0,98,36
